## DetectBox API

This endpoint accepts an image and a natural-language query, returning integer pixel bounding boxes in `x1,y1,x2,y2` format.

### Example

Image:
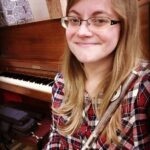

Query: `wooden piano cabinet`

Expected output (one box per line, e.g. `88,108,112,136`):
0,19,65,148
0,19,65,60
0,81,51,102
0,90,51,114
0,19,66,102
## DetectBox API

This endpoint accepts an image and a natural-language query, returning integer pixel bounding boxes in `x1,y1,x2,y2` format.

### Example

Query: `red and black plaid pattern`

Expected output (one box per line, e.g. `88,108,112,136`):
44,63,150,150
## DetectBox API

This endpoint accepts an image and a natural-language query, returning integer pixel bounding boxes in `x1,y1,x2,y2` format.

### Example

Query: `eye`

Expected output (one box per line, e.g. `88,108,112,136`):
68,17,80,25
91,18,109,26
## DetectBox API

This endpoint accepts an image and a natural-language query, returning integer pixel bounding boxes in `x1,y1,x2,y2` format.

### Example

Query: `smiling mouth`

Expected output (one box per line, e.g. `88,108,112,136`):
75,42,99,46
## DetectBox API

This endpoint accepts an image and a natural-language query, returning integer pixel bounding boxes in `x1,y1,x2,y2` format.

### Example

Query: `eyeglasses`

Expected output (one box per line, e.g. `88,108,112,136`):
61,16,120,30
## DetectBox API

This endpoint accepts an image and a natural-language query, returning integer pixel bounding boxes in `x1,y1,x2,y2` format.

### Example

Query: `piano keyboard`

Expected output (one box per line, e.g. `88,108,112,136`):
0,72,53,93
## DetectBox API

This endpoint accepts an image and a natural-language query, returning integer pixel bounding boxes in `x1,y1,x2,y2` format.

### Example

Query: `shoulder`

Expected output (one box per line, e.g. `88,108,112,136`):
136,60,150,78
54,73,64,86
122,61,150,111
135,61,150,92
136,61,150,107
52,73,64,108
53,72,64,89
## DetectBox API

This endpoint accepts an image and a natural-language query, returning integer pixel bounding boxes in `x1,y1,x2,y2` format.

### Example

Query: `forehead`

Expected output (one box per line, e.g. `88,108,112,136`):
68,0,117,18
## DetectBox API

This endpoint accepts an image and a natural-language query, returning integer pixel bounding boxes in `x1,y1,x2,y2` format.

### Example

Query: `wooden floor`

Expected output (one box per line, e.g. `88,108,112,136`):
10,142,34,150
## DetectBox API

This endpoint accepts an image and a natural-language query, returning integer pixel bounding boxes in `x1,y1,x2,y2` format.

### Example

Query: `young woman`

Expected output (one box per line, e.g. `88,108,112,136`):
45,0,150,149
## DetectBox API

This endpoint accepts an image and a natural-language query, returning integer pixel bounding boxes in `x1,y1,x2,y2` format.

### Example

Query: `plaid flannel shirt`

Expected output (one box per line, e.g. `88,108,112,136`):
45,62,150,150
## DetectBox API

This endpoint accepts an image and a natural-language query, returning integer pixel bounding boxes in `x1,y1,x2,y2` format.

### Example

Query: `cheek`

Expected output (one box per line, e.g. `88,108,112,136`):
111,29,120,48
101,27,120,47
66,29,74,42
65,29,69,38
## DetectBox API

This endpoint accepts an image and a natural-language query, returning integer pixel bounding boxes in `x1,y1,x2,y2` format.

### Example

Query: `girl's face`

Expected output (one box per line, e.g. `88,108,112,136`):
66,0,121,65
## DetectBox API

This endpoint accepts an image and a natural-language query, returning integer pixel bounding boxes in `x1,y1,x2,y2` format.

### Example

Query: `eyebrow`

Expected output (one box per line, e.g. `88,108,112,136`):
68,10,112,17
68,10,80,16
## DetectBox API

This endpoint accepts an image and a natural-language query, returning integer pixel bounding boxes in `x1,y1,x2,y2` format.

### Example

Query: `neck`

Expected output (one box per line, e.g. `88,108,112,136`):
84,56,113,81
84,55,114,98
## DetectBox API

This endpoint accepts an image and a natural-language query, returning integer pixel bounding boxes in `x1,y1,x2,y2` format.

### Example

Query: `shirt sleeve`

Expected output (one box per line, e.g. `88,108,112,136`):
46,125,70,150
44,73,76,149
112,72,150,150
52,73,64,108
44,73,81,150
132,72,150,149
44,73,66,149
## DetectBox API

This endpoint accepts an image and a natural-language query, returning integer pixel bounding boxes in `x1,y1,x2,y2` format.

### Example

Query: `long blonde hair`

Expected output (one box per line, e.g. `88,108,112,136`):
52,0,144,143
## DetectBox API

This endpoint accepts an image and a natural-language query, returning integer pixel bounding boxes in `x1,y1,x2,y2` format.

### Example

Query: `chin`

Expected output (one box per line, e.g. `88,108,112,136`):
77,58,95,64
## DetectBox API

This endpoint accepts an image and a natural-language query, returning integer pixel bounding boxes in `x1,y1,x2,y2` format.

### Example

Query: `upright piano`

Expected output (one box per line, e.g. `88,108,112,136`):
0,18,66,149
0,19,65,104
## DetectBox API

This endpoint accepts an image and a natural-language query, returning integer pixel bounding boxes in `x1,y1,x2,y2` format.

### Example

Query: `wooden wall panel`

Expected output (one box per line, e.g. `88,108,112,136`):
46,0,63,19
139,0,150,58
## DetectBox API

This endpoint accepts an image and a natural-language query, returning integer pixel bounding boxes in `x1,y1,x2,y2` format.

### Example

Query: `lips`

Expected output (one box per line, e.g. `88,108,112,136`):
75,42,99,47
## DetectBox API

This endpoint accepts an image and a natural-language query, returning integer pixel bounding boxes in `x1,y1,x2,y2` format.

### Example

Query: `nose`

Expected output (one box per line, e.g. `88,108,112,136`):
76,22,93,37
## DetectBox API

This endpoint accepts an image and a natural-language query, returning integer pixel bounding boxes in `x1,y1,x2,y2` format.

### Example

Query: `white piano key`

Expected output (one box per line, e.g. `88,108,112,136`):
0,76,52,94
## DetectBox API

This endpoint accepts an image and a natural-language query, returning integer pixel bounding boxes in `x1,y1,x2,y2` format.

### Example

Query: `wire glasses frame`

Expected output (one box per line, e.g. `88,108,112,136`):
61,16,120,29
